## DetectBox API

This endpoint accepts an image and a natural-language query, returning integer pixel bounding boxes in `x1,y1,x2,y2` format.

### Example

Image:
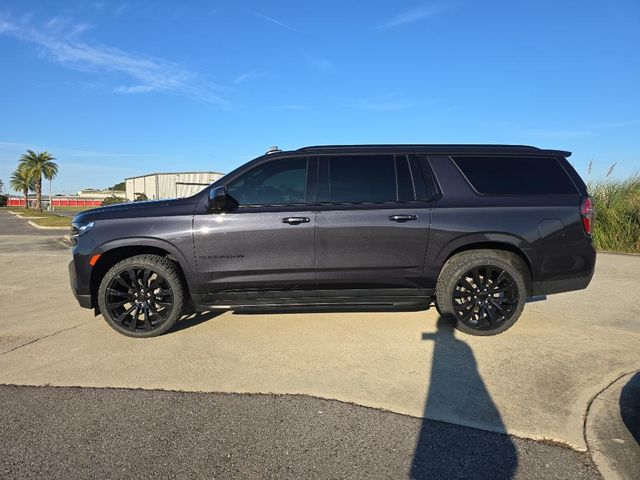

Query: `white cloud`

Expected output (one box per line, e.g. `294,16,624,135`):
379,3,447,30
113,85,155,94
0,13,228,106
233,72,253,84
252,11,301,33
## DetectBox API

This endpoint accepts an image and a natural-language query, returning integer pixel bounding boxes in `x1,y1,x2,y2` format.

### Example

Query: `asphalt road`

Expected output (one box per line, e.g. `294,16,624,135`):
0,210,58,235
0,385,601,480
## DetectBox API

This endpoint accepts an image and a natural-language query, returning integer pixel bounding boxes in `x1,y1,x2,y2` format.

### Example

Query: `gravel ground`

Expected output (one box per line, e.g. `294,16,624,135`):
0,385,601,480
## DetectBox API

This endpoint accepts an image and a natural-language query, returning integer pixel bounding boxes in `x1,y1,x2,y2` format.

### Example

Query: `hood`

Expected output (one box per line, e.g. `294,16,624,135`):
72,197,198,224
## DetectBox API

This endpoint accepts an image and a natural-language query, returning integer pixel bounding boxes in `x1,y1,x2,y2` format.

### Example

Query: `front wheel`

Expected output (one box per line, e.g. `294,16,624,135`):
435,249,529,336
97,254,185,338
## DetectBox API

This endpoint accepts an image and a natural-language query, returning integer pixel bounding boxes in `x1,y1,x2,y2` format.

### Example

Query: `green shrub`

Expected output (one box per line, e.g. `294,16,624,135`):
0,195,7,207
134,192,148,202
101,195,127,206
588,174,640,253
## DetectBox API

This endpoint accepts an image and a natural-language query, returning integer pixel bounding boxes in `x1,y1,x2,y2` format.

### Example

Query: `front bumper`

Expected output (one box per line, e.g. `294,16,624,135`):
68,259,93,309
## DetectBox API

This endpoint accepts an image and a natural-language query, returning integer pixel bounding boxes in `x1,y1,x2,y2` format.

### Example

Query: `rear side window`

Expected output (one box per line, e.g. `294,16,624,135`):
452,156,578,195
324,155,415,203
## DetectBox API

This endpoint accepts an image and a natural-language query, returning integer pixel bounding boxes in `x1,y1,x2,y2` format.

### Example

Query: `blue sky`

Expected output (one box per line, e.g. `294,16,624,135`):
0,0,639,194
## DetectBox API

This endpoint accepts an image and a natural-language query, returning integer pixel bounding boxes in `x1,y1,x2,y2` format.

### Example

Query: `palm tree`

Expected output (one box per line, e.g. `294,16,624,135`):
19,150,59,211
10,165,35,209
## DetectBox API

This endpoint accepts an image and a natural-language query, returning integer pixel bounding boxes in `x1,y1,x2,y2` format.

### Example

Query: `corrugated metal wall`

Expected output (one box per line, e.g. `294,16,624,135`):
125,172,224,201
125,179,135,201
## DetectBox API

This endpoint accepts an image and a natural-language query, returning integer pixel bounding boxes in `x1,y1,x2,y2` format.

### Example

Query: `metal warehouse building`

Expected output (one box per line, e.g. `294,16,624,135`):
125,171,225,201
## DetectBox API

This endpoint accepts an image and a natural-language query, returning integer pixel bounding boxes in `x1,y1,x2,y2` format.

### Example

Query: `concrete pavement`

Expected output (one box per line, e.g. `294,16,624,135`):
0,233,638,456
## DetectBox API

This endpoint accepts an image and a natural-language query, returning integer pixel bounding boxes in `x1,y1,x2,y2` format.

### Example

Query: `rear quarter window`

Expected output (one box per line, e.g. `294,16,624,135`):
452,156,578,195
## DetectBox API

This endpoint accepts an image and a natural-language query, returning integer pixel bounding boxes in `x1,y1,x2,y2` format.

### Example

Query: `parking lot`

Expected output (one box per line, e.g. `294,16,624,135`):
0,210,638,478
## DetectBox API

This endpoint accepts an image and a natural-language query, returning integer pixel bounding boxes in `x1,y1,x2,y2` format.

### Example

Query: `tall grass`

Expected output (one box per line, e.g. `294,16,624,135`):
588,172,640,253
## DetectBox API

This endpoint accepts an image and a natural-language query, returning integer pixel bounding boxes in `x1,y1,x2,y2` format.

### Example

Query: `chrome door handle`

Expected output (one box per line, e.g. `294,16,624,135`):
283,217,310,225
389,214,417,222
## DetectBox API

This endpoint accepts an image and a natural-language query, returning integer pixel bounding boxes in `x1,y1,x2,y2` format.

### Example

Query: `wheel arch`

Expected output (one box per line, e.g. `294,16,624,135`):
89,239,193,311
440,238,534,294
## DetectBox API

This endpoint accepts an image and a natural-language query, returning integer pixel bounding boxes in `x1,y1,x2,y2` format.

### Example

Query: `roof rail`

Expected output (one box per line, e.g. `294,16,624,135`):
296,144,541,151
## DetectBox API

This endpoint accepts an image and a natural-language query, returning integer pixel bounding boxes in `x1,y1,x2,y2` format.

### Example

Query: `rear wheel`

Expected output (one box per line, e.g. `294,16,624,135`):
435,249,529,336
98,254,185,338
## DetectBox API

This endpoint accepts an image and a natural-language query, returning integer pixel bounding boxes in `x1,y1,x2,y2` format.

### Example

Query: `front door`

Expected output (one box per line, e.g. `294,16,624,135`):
193,156,316,303
315,153,431,296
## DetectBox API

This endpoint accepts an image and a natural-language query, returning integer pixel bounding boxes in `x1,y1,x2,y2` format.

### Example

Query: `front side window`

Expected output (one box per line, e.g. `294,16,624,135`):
227,157,307,206
325,155,415,203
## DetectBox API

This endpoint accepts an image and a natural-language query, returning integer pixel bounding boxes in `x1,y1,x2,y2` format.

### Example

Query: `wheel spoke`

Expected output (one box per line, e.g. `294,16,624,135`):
148,303,166,320
142,269,151,287
471,268,481,288
129,305,140,330
485,304,496,326
143,306,152,329
130,268,141,287
116,305,136,323
110,299,130,308
107,288,129,298
489,299,508,317
114,275,130,290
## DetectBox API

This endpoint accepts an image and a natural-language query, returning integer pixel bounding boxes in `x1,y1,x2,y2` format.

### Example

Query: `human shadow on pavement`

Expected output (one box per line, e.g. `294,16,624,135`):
620,371,640,444
411,315,517,479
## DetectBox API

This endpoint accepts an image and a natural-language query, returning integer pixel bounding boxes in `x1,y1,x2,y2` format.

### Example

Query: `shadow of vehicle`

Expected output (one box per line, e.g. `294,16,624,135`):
620,371,640,444
171,310,224,333
411,315,517,479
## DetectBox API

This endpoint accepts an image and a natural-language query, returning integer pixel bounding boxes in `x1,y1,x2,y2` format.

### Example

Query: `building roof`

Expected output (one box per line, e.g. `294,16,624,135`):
125,171,225,180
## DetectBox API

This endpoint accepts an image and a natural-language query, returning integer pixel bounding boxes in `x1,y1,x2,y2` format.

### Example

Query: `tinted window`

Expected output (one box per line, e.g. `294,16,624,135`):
395,155,415,201
452,156,578,195
228,157,307,205
326,155,414,203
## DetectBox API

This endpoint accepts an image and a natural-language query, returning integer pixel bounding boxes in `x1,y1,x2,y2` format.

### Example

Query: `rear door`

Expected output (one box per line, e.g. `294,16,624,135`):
315,153,432,296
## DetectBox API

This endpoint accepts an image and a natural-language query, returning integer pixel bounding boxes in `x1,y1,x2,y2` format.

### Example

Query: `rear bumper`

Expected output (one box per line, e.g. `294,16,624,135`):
531,270,594,296
68,259,93,309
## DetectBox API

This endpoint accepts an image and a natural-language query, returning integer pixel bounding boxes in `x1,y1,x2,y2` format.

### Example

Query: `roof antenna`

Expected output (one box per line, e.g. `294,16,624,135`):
265,146,281,155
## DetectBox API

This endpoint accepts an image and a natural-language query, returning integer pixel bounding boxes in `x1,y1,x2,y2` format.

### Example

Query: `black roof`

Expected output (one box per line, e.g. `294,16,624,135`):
294,144,571,157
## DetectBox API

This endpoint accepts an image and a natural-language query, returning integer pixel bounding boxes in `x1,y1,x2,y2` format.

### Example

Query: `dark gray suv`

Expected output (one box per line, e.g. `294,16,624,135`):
69,145,596,337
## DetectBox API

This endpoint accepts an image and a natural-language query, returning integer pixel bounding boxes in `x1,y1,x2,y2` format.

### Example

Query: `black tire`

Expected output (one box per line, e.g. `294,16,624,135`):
435,249,529,336
97,254,185,338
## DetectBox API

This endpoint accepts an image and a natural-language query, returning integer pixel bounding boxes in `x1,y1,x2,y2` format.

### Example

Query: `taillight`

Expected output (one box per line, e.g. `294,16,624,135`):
580,196,594,235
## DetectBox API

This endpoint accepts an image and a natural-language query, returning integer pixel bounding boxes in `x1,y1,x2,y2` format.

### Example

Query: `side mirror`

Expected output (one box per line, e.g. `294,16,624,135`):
208,186,237,213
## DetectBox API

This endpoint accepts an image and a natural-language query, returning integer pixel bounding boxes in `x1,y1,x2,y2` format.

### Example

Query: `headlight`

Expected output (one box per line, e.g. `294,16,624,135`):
71,221,95,237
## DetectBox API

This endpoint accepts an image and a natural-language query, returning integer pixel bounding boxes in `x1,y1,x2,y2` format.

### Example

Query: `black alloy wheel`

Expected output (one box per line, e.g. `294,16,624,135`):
105,267,174,332
452,266,519,331
435,249,528,336
98,254,185,337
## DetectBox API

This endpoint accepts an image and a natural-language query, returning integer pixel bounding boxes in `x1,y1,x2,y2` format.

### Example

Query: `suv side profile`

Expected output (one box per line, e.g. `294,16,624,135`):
69,145,596,337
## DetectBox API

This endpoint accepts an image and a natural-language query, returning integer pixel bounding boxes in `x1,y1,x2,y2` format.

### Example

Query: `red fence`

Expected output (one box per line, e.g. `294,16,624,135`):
7,198,103,207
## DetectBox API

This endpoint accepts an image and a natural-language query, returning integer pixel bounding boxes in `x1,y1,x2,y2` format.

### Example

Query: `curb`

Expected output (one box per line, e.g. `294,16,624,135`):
17,214,46,219
27,220,71,231
584,369,640,480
